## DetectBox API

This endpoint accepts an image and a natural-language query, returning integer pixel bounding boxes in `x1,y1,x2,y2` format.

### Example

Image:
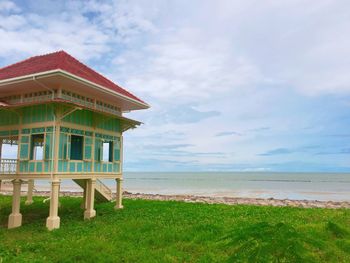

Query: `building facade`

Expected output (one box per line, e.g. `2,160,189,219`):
0,51,149,230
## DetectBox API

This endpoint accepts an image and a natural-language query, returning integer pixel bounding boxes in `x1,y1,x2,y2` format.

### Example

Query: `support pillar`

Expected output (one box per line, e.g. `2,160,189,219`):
8,179,22,229
80,180,87,209
114,178,124,209
25,179,34,205
84,179,96,219
46,179,61,230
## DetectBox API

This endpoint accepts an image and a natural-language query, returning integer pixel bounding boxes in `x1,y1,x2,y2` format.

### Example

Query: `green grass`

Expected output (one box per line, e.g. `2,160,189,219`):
0,195,349,263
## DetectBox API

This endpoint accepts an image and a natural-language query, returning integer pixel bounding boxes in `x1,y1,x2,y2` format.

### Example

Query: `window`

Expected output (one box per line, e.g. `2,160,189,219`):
31,134,44,160
1,141,18,159
70,135,83,160
102,141,113,162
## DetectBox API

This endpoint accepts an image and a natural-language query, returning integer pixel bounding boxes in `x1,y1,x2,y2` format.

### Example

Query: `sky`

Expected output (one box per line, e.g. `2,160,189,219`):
0,0,350,172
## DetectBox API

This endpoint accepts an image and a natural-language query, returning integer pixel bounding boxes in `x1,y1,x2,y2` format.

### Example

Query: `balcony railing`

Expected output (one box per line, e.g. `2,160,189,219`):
0,159,17,174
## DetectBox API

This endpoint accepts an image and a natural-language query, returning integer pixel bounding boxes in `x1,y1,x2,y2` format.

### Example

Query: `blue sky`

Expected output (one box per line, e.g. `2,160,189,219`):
0,0,350,172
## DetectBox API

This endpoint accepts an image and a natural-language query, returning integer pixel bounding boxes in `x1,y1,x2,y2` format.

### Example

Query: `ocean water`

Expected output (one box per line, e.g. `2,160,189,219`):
35,172,350,201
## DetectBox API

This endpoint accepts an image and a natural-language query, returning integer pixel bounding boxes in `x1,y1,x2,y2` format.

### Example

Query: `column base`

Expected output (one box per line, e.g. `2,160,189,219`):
84,209,96,220
46,216,60,230
8,213,22,229
114,205,124,210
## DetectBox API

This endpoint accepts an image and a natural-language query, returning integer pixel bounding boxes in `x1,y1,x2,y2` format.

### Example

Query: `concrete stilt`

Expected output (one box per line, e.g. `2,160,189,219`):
80,180,87,209
114,178,124,209
46,179,61,230
8,179,22,229
84,179,96,219
25,179,34,205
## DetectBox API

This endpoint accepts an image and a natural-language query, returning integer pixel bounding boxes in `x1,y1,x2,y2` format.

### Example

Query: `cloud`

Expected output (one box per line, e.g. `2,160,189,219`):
147,104,220,125
216,131,243,137
0,1,20,13
315,148,350,155
247,127,270,133
259,148,294,156
0,0,156,63
2,0,350,172
259,145,322,156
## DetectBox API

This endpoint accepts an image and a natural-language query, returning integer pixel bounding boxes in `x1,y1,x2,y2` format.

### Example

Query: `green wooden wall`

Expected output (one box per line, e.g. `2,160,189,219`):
0,110,19,125
22,104,54,124
62,109,121,133
1,105,122,175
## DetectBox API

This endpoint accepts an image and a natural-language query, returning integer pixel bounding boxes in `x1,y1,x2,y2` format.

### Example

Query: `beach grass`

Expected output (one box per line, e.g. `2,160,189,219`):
0,195,349,262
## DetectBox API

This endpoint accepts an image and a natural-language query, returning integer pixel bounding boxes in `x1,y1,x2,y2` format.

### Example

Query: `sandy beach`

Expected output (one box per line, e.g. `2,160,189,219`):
1,181,349,209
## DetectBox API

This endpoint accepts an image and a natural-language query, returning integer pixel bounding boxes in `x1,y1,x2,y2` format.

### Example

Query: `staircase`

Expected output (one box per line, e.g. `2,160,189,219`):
73,179,112,202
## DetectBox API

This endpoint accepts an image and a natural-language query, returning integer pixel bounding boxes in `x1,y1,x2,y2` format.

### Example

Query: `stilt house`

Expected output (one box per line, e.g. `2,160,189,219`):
0,51,149,230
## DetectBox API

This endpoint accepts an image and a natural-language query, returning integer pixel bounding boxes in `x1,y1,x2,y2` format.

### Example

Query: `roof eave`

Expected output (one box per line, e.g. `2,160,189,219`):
0,69,150,110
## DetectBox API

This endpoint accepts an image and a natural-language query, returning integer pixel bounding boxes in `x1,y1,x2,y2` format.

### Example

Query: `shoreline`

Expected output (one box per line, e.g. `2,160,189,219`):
0,188,349,209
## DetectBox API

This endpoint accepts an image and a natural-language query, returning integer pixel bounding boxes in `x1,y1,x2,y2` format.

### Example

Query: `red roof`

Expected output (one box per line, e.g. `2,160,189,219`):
0,50,146,104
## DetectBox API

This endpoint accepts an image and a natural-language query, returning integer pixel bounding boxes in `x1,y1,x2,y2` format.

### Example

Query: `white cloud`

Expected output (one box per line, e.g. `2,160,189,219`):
0,0,156,62
1,0,350,171
0,1,20,13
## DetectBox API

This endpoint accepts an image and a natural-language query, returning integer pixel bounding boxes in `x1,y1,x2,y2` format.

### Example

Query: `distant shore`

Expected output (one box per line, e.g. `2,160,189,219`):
0,183,349,209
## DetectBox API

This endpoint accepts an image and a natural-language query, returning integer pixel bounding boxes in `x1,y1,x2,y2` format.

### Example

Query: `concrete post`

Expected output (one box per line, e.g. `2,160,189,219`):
80,180,87,209
115,178,124,209
8,179,22,228
46,179,61,230
25,179,34,205
84,179,96,219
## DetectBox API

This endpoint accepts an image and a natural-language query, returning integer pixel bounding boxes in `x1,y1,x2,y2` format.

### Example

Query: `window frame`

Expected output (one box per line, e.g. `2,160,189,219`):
70,134,84,161
101,140,113,163
30,134,45,161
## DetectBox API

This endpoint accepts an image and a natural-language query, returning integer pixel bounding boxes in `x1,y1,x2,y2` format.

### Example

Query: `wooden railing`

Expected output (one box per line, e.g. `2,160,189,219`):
0,159,17,174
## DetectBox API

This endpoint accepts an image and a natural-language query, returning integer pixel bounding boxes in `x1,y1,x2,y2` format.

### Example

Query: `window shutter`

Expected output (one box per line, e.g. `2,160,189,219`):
19,135,30,160
67,135,71,160
109,141,113,162
99,140,103,161
114,138,120,162
44,133,52,160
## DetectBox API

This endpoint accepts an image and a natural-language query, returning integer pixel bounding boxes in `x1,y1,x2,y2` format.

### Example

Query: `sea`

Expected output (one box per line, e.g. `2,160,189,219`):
33,172,350,201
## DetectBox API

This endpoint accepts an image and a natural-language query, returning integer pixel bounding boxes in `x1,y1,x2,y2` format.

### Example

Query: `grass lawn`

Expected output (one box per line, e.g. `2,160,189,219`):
0,195,350,262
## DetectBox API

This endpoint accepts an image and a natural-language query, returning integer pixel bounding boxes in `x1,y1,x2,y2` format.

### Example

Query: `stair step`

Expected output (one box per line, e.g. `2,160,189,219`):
73,179,112,202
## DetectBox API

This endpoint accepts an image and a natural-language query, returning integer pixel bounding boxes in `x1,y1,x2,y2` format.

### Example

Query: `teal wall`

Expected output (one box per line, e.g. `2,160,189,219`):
1,105,121,175
63,109,121,133
0,109,19,125
18,127,54,173
16,126,121,174
22,104,54,124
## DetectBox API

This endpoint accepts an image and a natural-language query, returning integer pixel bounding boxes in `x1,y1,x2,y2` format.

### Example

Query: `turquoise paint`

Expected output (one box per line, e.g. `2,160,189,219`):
29,162,35,172
0,110,19,125
22,105,54,124
19,162,28,172
36,162,43,172
77,162,83,172
2,105,123,174
69,162,75,172
20,144,29,160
